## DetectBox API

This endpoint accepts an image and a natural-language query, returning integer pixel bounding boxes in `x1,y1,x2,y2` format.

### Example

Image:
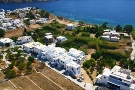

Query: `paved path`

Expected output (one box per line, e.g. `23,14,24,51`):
130,35,135,60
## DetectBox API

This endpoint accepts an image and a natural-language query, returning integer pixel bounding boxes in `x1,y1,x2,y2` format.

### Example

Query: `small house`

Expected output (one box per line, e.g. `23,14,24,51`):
56,36,67,42
66,23,75,30
17,36,32,44
66,61,81,77
0,38,14,46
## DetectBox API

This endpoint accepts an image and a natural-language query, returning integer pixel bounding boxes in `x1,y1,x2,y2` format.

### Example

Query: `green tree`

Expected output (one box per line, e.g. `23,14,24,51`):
5,43,10,47
18,62,26,70
8,54,14,61
28,56,34,62
24,19,30,26
79,21,84,26
5,70,16,79
115,25,123,32
83,60,91,69
0,29,5,37
11,37,18,43
91,53,98,60
9,62,15,69
44,12,50,18
81,32,90,37
124,25,133,34
102,22,108,29
23,28,28,36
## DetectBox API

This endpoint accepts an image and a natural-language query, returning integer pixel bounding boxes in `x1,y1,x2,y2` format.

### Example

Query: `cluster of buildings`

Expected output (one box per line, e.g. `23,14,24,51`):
0,36,33,47
0,38,15,46
45,33,67,45
0,7,32,31
23,42,86,77
0,7,49,31
101,29,120,42
96,65,135,90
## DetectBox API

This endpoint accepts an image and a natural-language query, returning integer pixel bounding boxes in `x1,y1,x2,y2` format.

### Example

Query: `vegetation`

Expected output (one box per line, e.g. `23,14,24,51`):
124,25,133,34
24,19,30,26
0,29,5,37
132,30,135,39
28,56,34,62
26,12,35,19
4,69,16,79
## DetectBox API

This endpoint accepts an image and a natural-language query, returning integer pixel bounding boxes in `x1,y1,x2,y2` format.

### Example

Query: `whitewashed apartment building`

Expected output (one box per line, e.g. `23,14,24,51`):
23,42,86,77
96,65,135,90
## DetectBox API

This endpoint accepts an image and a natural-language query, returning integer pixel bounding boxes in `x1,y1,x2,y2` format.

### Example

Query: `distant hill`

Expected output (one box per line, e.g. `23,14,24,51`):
0,0,52,3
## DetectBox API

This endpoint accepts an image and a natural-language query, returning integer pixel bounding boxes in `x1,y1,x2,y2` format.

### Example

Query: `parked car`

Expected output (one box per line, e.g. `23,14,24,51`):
77,78,83,82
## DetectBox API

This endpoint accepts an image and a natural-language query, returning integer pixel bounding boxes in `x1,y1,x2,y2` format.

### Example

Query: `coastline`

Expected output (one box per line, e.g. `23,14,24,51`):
0,0,57,3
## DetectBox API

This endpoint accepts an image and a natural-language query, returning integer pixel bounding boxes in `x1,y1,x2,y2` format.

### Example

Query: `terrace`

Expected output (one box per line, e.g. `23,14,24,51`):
11,76,40,90
27,73,62,90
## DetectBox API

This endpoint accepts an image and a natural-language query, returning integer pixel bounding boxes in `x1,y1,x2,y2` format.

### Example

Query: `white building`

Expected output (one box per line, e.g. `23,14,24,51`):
66,61,81,77
101,36,120,42
102,29,120,42
36,18,47,24
96,66,135,90
56,36,67,42
0,38,14,46
45,35,55,43
17,36,32,44
56,53,74,68
13,19,22,27
23,41,86,77
66,24,75,30
68,48,86,64
30,19,35,25
23,42,45,53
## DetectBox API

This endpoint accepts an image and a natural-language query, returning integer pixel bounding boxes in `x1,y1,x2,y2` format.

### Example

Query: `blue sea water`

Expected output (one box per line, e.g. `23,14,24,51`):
0,0,135,27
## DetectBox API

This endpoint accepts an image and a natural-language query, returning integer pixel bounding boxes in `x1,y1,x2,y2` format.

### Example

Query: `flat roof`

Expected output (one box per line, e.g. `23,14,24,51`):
66,61,80,68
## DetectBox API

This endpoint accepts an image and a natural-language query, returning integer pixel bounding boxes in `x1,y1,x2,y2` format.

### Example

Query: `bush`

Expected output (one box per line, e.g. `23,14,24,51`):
0,29,5,37
83,60,91,69
127,42,132,46
5,70,16,79
132,30,135,39
102,49,128,60
18,62,26,70
83,58,95,68
28,56,34,62
81,32,90,37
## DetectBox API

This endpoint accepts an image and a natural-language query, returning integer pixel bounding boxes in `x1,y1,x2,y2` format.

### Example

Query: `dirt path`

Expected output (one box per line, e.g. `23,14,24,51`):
86,49,95,60
81,68,93,84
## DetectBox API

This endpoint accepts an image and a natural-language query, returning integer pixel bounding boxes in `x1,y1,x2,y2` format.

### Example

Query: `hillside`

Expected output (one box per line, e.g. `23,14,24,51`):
0,0,53,3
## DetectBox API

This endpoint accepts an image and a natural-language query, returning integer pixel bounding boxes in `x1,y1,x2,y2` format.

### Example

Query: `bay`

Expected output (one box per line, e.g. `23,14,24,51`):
0,0,135,27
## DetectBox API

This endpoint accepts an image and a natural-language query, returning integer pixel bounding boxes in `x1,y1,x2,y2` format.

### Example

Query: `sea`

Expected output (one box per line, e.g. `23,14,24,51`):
0,0,135,27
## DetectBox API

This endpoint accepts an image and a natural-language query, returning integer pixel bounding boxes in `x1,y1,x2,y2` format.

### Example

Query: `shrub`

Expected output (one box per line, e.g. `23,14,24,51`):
5,70,16,79
28,56,34,62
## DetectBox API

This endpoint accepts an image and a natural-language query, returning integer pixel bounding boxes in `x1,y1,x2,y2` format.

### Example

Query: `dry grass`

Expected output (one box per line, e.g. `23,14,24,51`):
27,73,62,90
0,61,7,69
117,38,131,52
0,72,5,80
0,81,15,90
11,76,40,90
5,28,24,38
41,69,84,90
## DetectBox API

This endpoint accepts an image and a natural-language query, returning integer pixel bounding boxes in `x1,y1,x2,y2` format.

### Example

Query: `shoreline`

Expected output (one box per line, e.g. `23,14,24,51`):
0,0,57,4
